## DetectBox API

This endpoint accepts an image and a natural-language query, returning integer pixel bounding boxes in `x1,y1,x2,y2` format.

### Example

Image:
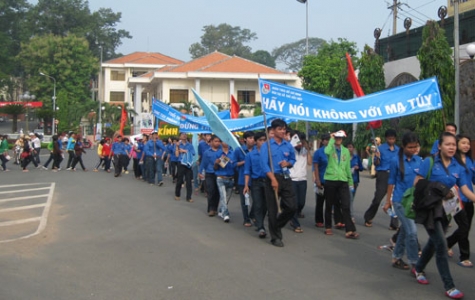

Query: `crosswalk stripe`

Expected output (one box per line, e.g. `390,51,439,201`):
0,217,41,227
0,187,51,194
0,203,46,213
0,194,50,203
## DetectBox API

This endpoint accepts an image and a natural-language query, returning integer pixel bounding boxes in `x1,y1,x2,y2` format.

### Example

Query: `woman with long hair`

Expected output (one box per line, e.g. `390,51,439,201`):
446,134,474,268
383,132,421,271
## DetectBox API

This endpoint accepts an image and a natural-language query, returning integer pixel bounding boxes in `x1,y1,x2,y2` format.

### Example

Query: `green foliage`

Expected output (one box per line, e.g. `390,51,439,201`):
416,21,455,148
189,23,257,59
0,104,25,132
250,50,276,68
272,37,326,71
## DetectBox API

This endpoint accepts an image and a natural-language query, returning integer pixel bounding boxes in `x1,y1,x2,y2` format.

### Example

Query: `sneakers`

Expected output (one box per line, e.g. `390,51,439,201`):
174,196,180,201
446,288,464,299
258,229,267,238
271,239,284,247
223,215,230,223
412,269,429,285
217,212,224,219
125,170,129,174
158,181,164,186
66,167,72,170
41,166,48,170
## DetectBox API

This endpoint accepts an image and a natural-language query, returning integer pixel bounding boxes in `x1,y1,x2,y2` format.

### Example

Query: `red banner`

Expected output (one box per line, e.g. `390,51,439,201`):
0,102,43,108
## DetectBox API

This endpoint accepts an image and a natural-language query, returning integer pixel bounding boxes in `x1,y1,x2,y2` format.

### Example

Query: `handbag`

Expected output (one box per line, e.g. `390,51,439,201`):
20,151,30,159
4,152,10,161
402,157,433,219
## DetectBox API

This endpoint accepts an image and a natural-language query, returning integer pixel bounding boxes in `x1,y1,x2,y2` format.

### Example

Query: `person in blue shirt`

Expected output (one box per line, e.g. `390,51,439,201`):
446,134,475,268
234,131,255,227
123,138,132,174
65,132,76,169
214,141,236,223
197,134,212,193
413,132,475,299
199,135,222,216
364,129,400,229
244,131,268,238
167,136,180,183
430,123,457,155
382,132,422,271
174,133,196,202
346,142,364,222
260,119,296,247
110,135,126,177
143,132,167,185
313,133,330,227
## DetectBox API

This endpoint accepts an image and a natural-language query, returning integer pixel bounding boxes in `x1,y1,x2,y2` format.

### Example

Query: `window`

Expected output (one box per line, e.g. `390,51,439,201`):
169,89,189,103
237,90,255,104
110,91,125,102
111,70,125,81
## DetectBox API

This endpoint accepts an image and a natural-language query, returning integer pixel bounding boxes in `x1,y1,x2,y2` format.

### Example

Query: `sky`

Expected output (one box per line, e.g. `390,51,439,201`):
39,0,447,63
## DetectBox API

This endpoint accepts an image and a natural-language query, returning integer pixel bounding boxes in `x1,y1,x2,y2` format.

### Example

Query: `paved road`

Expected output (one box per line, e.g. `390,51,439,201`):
0,158,474,300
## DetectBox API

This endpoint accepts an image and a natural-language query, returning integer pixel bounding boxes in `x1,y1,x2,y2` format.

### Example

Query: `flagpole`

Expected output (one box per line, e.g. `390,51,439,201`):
262,111,281,215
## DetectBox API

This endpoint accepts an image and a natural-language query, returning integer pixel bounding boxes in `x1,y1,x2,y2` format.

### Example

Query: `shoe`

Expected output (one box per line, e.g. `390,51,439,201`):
208,211,217,217
122,170,125,173
174,196,180,201
392,259,409,270
258,229,267,238
293,227,303,233
71,168,76,171
315,222,324,228
57,168,61,171
83,169,88,172
223,216,230,223
271,239,284,247
93,168,98,172
415,272,429,285
345,232,360,239
243,222,252,227
217,212,224,219
448,248,454,258
364,221,373,227
457,260,474,268
125,171,129,174
186,199,194,203
335,223,345,230
158,181,164,186
324,229,333,235
66,167,72,170
114,174,119,177
41,166,48,170
446,288,464,299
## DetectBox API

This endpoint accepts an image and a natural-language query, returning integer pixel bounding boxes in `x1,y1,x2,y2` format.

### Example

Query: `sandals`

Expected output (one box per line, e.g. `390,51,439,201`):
345,232,360,239
335,223,345,230
243,222,252,227
392,258,409,270
448,248,454,258
446,288,464,299
293,227,303,233
457,260,474,268
364,221,373,227
315,222,324,228
324,229,333,235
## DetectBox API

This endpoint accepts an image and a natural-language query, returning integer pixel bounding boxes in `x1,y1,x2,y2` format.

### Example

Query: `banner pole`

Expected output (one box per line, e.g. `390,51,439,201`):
262,111,281,214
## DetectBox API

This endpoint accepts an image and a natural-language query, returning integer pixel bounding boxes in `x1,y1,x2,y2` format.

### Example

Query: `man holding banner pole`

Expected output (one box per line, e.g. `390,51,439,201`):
260,119,296,247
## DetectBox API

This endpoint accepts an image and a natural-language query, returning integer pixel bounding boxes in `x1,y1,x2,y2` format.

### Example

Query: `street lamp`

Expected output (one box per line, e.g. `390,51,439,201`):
297,0,310,138
467,44,475,59
19,91,35,133
39,72,57,136
98,45,103,136
454,0,460,131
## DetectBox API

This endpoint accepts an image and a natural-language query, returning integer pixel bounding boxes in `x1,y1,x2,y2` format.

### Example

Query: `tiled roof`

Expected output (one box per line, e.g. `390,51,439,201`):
106,52,184,65
162,51,284,74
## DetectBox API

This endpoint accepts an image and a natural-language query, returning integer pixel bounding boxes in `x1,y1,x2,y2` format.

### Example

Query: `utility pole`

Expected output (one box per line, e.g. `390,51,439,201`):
388,0,402,35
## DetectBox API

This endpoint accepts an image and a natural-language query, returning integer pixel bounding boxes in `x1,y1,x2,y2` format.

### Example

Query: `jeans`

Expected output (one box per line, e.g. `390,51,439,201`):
238,185,251,224
175,164,193,200
66,150,75,168
324,180,355,232
192,162,200,189
416,220,455,291
251,178,267,231
154,158,163,184
43,152,54,168
315,190,325,224
217,177,234,217
145,157,155,183
33,147,41,164
170,161,179,181
290,180,307,228
446,207,471,261
205,173,219,212
393,202,419,265
0,154,8,170
264,175,296,241
103,157,111,172
71,155,86,170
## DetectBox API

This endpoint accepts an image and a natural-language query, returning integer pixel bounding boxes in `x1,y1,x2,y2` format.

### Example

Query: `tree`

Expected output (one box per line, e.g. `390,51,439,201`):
189,23,257,59
0,104,25,133
250,50,276,68
27,0,131,60
272,37,326,71
416,20,455,150
17,34,98,131
353,45,387,151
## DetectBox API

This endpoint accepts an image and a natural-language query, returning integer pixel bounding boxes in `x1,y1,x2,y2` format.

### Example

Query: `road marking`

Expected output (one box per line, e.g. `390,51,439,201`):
0,182,55,243
0,187,50,194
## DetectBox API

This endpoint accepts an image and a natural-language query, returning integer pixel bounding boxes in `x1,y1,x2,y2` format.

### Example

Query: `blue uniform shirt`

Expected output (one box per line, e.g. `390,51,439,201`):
244,148,266,179
235,146,252,186
199,148,220,174
144,140,166,157
260,138,296,174
177,142,195,167
417,155,469,189
459,157,475,203
111,142,126,155
375,143,399,171
388,154,422,202
198,140,210,159
350,153,364,184
168,143,180,162
313,146,328,184
214,149,236,177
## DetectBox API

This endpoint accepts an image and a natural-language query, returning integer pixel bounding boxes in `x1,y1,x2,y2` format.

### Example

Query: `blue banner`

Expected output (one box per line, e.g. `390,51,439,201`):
258,77,442,123
152,99,230,126
179,114,274,133
192,89,242,153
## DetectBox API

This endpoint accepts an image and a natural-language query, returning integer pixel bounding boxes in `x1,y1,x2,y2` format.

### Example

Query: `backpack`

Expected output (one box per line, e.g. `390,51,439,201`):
402,156,433,219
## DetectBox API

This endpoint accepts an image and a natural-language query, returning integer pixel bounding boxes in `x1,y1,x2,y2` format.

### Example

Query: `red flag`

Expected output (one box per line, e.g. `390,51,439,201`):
345,52,382,129
230,94,240,119
119,106,127,136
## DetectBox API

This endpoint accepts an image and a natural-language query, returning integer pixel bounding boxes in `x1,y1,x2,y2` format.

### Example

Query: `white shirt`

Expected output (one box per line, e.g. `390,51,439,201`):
290,147,308,181
32,137,41,148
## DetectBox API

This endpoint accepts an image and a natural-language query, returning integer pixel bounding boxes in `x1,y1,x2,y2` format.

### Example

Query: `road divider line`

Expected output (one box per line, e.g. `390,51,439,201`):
0,187,51,194
0,203,46,213
0,183,52,188
0,217,41,227
0,194,49,203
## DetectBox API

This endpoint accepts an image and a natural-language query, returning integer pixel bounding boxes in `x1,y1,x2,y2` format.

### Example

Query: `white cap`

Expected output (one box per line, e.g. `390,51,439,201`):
334,130,347,138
